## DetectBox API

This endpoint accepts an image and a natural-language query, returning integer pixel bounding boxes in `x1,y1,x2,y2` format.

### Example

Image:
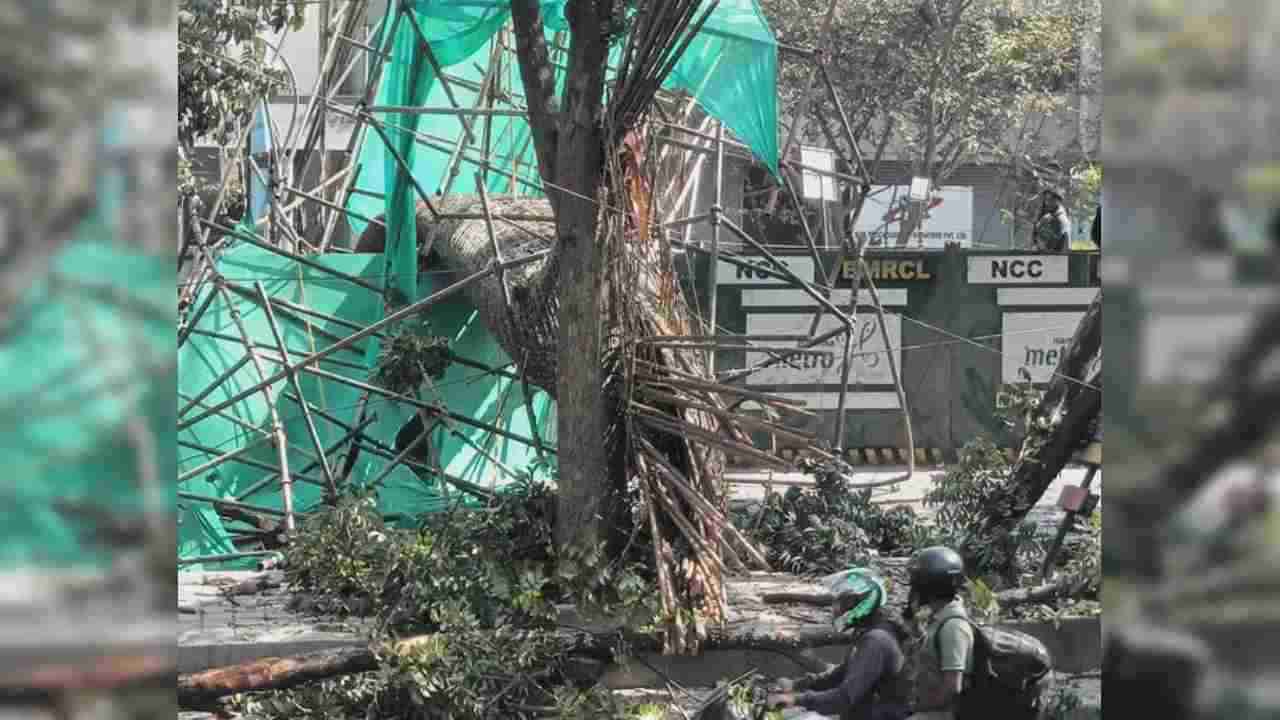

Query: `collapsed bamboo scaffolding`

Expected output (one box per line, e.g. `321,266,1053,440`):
178,1,920,646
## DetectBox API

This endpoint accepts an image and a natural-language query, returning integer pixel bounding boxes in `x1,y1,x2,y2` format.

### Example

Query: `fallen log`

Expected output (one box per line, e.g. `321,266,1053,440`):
995,577,1096,608
178,646,378,707
178,624,867,707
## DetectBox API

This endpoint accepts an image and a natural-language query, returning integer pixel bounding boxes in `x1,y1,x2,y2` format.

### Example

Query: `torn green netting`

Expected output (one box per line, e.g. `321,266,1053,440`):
346,0,778,243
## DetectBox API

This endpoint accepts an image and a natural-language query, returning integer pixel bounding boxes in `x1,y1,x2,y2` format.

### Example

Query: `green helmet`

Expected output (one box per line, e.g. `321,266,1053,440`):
823,568,887,631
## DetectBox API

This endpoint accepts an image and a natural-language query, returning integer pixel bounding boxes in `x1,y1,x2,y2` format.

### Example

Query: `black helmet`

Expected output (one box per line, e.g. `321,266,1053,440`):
908,546,966,601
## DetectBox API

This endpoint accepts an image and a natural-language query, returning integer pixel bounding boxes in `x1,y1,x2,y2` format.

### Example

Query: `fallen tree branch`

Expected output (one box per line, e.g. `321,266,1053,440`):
178,646,379,707
995,577,1096,608
178,624,874,708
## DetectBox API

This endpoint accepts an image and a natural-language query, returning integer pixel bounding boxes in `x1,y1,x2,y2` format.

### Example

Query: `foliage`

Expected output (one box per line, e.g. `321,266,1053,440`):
372,319,453,397
1041,681,1088,720
733,460,927,575
268,472,658,718
177,0,307,231
285,477,654,630
925,436,1047,581
758,0,1100,243
178,0,306,150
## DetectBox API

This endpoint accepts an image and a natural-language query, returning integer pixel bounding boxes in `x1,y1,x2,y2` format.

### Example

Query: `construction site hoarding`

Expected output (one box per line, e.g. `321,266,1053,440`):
699,247,1101,463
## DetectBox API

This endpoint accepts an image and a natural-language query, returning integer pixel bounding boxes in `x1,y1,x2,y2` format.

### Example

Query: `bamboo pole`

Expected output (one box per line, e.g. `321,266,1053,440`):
302,364,549,452
234,411,378,502
198,218,385,294
475,172,548,460
254,281,340,500
196,248,296,529
319,7,403,251
187,328,369,374
178,355,253,419
832,230,870,449
178,285,219,348
177,550,281,566
178,392,277,439
178,435,273,483
176,260,515,433
717,216,853,325
707,121,724,369
256,167,352,228
362,110,442,220
278,391,497,500
635,385,815,445
435,44,503,197
178,491,291,519
861,262,915,482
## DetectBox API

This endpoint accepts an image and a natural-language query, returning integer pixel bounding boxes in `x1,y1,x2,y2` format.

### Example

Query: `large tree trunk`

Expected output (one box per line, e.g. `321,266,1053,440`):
973,293,1102,560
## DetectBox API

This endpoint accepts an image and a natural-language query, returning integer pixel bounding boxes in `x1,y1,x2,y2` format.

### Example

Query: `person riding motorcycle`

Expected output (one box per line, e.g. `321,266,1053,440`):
766,568,912,720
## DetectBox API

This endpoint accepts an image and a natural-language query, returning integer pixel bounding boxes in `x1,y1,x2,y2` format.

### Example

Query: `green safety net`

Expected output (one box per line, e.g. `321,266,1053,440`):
176,243,555,569
345,0,778,242
0,219,175,570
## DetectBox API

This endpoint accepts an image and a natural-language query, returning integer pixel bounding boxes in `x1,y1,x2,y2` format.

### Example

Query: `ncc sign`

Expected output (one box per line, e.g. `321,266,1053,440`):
717,256,816,286
967,255,1068,284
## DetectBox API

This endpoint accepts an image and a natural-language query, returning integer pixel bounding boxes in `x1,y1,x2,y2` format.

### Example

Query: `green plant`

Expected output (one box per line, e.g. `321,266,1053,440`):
372,319,452,397
734,460,926,575
1041,681,1088,720
269,470,660,718
925,436,1046,581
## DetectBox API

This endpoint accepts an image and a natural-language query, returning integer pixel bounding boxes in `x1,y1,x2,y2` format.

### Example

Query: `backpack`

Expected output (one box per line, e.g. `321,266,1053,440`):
935,617,1053,720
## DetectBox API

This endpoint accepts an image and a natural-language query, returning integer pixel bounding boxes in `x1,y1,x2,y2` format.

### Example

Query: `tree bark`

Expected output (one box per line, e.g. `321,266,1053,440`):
513,0,615,552
178,647,378,707
973,293,1102,556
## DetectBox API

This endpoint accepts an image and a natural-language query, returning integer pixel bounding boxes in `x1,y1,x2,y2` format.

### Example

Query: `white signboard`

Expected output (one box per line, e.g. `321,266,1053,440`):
741,288,908,308
744,313,903,387
968,255,1069,284
1001,312,1085,383
997,288,1098,306
716,256,815,286
852,185,973,248
800,146,838,200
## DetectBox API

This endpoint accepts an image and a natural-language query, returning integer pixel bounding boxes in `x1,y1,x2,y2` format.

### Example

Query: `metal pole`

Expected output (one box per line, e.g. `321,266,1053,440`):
1041,463,1100,581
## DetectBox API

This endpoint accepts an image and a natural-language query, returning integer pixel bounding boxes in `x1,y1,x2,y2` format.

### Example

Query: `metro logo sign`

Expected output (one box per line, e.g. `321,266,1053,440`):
967,255,1068,284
